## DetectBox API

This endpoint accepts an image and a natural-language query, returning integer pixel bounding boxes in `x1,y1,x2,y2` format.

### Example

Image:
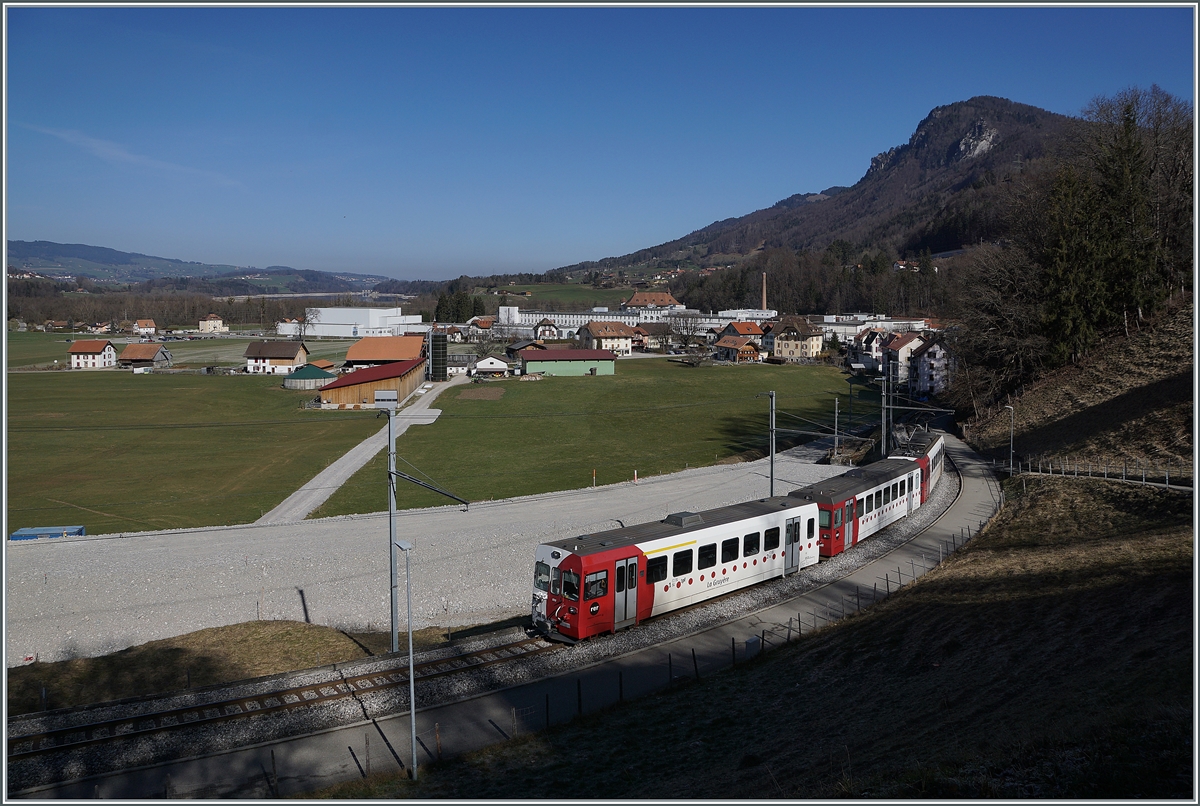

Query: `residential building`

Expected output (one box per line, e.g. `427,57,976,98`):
883,332,928,386
67,340,117,369
134,319,157,336
519,349,616,376
318,358,426,408
447,353,476,376
117,343,173,369
533,318,560,340
718,321,765,342
909,337,952,398
772,319,824,362
714,335,761,363
243,341,310,374
635,322,674,351
198,314,229,334
578,321,635,356
343,335,425,369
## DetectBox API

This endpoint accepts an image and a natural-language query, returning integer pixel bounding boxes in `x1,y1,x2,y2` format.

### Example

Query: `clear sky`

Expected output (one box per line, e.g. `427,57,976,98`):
4,5,1195,280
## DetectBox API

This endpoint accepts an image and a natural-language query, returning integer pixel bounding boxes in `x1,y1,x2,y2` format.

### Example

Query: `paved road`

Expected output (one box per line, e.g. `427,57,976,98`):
13,432,1005,799
255,375,467,525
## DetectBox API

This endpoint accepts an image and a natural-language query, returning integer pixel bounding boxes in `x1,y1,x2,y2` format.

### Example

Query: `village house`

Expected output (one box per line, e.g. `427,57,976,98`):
533,318,560,340
243,341,310,374
134,319,157,336
67,339,118,369
505,340,545,361
772,318,825,363
714,335,761,363
447,353,476,376
634,322,674,352
883,332,928,387
577,320,635,356
718,321,765,343
908,336,952,398
198,314,228,334
117,343,173,370
850,327,890,373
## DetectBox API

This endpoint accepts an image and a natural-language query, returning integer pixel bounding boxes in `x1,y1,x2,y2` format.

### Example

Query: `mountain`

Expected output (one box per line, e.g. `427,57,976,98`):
5,240,391,289
558,96,1075,273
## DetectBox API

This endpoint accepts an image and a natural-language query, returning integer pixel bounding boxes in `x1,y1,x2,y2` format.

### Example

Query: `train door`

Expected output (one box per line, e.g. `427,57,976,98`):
613,557,638,631
844,500,857,547
784,517,801,574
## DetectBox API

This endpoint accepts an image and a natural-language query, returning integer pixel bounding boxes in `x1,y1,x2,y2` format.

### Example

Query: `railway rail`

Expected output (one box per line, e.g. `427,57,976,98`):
7,637,555,761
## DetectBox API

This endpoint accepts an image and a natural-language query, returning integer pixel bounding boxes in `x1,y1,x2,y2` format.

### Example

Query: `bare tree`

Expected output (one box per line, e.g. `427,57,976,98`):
667,312,704,349
299,307,321,341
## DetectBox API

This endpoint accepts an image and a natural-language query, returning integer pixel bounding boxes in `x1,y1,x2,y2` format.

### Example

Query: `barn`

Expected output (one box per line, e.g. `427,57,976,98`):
318,358,426,409
519,349,617,376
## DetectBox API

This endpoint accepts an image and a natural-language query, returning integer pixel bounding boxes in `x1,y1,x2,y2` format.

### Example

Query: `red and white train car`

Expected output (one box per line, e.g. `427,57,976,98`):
532,496,821,643
888,429,946,502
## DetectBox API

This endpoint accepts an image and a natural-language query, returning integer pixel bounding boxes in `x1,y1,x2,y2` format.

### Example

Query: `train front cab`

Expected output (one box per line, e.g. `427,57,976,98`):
814,498,857,557
533,544,643,643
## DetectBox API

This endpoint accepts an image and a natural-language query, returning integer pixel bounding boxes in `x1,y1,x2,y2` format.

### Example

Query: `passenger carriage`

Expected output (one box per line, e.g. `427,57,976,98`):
888,429,945,502
532,496,821,643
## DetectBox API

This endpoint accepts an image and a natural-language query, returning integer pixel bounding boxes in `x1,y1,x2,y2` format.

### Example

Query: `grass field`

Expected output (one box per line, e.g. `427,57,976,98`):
7,331,352,369
311,360,861,516
492,284,634,309
310,477,1193,799
6,372,381,534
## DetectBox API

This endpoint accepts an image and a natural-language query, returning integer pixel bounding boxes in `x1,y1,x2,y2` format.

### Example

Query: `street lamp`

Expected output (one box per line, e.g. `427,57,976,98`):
1003,405,1014,476
394,539,417,782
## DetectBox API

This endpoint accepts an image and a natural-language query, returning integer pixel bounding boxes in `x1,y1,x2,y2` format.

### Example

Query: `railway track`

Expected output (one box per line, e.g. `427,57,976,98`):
7,636,556,761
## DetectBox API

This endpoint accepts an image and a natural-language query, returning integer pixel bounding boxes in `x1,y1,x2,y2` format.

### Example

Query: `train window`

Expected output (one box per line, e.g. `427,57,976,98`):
900,479,906,495
673,549,693,577
764,527,780,551
743,532,760,556
883,487,890,505
535,562,550,592
875,490,882,509
721,537,739,563
863,496,872,514
584,571,608,600
551,567,561,595
819,510,831,529
615,565,625,593
561,570,580,601
807,519,815,539
647,556,668,584
833,509,842,528
892,483,899,499
698,543,717,569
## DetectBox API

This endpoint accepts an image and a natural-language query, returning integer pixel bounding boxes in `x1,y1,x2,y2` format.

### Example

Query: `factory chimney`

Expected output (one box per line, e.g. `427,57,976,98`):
761,272,767,311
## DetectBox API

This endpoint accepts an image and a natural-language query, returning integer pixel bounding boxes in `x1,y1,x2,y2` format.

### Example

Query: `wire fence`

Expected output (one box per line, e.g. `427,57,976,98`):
982,454,1193,490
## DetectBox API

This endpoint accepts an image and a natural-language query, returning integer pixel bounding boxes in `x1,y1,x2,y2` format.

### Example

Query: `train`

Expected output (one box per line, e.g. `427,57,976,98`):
531,430,945,643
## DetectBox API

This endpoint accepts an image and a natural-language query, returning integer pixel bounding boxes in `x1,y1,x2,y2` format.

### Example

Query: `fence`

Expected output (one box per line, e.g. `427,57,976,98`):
983,455,1193,490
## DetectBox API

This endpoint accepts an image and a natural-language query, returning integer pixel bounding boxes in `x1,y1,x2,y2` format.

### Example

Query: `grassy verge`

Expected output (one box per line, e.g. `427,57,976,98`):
311,360,861,515
6,617,525,717
307,477,1194,799
6,372,381,533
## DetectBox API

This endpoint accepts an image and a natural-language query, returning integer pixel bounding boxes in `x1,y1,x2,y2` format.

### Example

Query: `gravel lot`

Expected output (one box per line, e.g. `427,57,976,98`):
6,449,845,665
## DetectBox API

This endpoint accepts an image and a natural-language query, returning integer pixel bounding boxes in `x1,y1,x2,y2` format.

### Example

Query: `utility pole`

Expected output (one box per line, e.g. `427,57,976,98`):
757,391,776,496
834,397,839,458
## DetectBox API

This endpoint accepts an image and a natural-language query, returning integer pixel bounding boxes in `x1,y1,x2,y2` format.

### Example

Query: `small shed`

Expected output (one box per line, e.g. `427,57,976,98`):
284,363,336,390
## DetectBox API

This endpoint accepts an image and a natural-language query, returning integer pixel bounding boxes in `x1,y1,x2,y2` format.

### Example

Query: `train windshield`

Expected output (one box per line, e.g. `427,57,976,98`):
819,510,831,529
534,561,550,592
561,570,580,601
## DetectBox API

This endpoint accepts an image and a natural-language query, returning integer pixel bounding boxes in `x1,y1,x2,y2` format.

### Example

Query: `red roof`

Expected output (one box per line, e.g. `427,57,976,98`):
320,358,424,391
725,321,764,337
519,349,616,362
67,340,114,354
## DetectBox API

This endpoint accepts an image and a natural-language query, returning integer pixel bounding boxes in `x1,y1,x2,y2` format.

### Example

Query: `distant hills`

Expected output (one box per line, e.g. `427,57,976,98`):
558,96,1075,274
5,240,392,290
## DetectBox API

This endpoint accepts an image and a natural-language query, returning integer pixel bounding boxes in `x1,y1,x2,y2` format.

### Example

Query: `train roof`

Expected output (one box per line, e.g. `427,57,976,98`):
888,429,943,459
786,459,918,505
542,495,814,557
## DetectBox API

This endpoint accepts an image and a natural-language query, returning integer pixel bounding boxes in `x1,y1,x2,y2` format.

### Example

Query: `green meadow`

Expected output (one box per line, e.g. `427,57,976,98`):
312,359,863,517
493,284,632,309
6,372,381,535
6,332,351,370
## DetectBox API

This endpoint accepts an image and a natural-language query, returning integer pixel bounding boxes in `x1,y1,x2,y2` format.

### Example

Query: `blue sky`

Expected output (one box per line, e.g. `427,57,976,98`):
4,5,1195,280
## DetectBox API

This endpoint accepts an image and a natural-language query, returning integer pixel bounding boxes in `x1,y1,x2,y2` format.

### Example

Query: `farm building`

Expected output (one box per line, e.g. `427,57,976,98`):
714,335,761,363
519,349,616,376
318,358,426,408
199,314,228,334
471,355,512,378
284,363,337,390
308,358,337,371
244,341,310,374
118,343,173,369
67,340,118,369
343,335,425,369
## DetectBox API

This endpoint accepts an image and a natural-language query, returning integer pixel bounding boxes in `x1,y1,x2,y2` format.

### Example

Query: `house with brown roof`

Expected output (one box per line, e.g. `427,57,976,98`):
343,335,425,369
243,341,310,374
318,358,426,409
533,318,560,340
635,322,674,351
621,291,684,310
308,358,337,372
118,343,173,369
718,321,765,341
67,340,118,369
198,314,228,334
134,319,157,336
908,336,951,398
883,332,927,386
578,321,635,356
771,318,824,363
714,335,761,363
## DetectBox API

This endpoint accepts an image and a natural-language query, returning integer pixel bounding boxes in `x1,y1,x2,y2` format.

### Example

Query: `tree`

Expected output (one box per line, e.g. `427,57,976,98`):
299,307,320,340
667,312,705,348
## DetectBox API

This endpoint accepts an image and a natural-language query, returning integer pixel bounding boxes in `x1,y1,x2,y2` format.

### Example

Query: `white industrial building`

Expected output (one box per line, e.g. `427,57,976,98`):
495,305,778,338
276,307,429,338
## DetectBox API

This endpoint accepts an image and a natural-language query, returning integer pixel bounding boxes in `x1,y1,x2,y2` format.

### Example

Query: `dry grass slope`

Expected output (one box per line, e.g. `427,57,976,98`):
967,298,1193,470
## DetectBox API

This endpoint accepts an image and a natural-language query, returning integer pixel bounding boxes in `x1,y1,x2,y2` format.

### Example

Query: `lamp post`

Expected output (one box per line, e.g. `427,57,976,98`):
394,539,417,781
1003,405,1014,476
